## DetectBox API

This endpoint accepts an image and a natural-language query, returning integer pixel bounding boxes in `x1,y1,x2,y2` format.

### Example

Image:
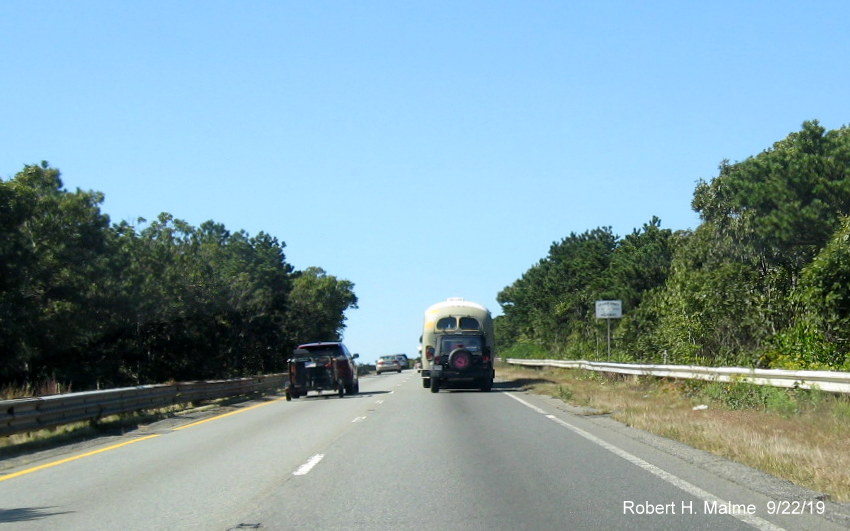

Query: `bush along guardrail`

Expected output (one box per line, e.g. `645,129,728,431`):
0,374,287,438
505,359,850,394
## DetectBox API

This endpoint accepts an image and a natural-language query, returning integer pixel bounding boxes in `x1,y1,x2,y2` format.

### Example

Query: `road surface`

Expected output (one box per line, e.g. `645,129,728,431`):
1,371,848,530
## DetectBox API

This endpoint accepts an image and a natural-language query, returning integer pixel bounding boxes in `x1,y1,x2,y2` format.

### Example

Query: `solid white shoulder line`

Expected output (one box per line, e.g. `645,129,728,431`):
504,393,785,531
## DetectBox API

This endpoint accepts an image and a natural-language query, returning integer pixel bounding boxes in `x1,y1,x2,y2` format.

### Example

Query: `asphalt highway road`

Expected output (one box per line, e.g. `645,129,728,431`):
2,371,849,530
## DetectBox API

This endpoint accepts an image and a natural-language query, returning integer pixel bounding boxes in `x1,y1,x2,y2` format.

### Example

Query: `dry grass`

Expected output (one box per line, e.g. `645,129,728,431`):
497,363,850,502
1,379,71,399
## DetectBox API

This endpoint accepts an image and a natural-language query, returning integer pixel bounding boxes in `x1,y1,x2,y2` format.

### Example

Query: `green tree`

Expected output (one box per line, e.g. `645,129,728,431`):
110,215,295,383
606,218,675,360
497,227,617,356
693,120,850,273
0,163,112,384
497,121,850,368
604,218,673,308
673,121,850,365
1,162,358,389
639,225,767,365
285,267,358,345
784,216,850,368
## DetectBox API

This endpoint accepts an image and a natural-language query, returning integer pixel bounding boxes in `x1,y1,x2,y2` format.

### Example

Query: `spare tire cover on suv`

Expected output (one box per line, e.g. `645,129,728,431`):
448,348,473,370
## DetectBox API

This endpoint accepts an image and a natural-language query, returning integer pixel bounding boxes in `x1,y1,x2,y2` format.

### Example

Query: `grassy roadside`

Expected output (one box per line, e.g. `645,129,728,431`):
496,362,850,502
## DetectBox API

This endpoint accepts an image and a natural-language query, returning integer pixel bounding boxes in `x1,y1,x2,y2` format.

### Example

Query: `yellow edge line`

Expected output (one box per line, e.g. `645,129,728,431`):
172,397,286,430
1,397,287,482
0,434,161,482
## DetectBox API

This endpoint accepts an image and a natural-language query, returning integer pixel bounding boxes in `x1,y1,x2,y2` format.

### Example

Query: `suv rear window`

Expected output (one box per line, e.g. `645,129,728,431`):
300,345,342,357
440,335,483,354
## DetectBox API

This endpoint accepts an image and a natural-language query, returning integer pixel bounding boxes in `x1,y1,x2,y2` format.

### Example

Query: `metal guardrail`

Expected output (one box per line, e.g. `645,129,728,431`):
505,359,850,394
0,374,287,437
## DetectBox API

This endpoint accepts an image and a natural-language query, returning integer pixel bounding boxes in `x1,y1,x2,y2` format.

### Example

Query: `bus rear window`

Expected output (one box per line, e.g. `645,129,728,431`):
436,317,457,330
459,317,480,330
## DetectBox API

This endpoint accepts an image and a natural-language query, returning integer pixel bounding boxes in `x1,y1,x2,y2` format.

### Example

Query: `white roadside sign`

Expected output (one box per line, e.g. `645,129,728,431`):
595,300,622,319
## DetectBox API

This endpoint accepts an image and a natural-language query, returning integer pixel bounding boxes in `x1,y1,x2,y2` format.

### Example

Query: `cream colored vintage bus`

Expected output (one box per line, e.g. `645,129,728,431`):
420,298,495,393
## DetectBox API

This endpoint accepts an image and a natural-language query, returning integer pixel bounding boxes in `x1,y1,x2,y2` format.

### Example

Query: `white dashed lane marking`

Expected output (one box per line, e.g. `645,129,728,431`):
292,454,324,476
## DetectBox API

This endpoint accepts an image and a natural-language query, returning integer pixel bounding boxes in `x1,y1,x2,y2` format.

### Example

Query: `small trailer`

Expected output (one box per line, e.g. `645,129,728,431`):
285,348,346,400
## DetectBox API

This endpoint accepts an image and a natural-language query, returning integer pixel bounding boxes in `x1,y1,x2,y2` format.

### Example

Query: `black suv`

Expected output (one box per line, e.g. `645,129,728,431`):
431,334,493,392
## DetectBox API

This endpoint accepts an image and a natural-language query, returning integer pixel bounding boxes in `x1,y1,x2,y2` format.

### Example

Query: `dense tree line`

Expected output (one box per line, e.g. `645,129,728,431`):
0,163,358,390
497,121,850,370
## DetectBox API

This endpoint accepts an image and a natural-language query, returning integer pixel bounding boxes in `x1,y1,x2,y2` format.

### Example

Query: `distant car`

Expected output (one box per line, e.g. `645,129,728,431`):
395,354,409,370
376,355,401,375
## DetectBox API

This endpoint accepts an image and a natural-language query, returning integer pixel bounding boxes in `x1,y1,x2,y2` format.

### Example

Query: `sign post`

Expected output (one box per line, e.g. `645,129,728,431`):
595,300,622,360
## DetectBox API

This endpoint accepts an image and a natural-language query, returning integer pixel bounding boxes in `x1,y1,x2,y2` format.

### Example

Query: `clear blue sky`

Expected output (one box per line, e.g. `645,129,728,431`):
3,2,849,364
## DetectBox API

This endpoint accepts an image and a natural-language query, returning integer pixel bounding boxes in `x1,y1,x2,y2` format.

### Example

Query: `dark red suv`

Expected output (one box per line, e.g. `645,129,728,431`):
295,342,360,395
